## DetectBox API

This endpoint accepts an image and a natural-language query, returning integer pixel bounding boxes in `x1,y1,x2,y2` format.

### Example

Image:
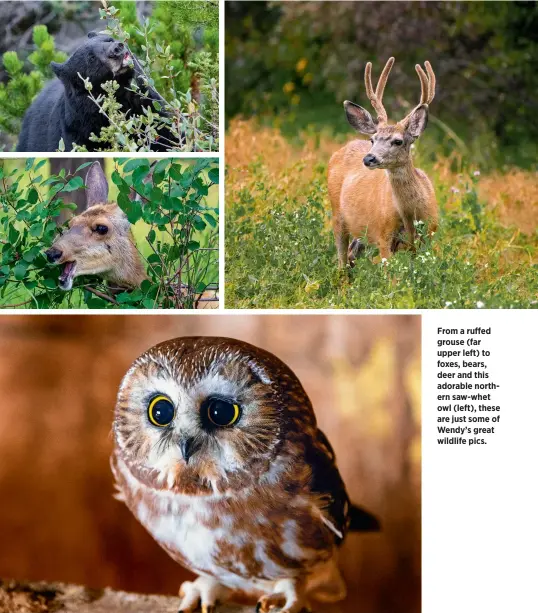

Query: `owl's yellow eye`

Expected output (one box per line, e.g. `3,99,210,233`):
148,395,175,427
203,397,241,427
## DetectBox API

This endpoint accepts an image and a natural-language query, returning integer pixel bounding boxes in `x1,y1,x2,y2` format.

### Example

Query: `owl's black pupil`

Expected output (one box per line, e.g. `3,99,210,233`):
209,399,235,426
152,399,174,425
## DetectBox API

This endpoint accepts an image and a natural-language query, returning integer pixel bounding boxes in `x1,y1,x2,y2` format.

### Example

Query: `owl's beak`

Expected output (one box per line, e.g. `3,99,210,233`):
179,437,198,464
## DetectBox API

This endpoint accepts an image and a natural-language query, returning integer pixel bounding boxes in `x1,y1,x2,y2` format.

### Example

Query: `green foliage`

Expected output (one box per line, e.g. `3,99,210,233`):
226,1,537,169
226,162,538,310
0,26,66,137
0,158,219,309
89,0,219,151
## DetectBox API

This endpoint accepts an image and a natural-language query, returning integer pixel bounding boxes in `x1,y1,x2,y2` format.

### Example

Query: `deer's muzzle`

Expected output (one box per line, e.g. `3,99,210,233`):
45,247,63,262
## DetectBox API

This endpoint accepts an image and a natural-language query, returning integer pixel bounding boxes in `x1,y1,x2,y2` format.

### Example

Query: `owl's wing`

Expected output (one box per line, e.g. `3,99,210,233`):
307,428,380,545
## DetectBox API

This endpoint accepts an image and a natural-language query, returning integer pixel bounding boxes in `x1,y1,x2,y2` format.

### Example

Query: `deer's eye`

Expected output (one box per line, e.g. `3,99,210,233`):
370,138,374,144
392,139,403,146
95,224,108,235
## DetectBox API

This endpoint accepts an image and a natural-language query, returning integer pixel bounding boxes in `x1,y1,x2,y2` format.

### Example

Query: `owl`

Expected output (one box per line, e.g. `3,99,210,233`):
111,337,379,613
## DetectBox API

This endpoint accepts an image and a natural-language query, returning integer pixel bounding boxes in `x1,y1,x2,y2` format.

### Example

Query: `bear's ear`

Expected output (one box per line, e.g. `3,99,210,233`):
87,31,98,38
85,162,109,208
50,61,66,79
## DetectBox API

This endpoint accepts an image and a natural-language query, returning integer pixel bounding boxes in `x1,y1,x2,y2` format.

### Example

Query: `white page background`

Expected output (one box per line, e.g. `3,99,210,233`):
423,310,538,612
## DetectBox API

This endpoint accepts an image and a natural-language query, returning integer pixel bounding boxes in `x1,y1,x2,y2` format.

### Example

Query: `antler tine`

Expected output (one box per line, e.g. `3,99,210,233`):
424,60,436,104
364,62,375,101
375,56,395,101
402,60,435,126
364,57,394,124
415,64,429,105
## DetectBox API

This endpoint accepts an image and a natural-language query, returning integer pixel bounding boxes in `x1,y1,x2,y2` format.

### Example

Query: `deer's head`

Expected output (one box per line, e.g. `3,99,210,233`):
343,57,436,170
45,162,146,291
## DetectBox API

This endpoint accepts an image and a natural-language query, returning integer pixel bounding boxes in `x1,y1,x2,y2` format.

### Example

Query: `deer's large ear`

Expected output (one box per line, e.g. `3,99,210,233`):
344,101,377,134
406,104,428,138
85,162,109,208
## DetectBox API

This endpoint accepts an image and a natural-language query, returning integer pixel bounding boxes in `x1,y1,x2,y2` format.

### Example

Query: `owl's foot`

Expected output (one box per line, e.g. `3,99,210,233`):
178,576,229,613
255,579,311,613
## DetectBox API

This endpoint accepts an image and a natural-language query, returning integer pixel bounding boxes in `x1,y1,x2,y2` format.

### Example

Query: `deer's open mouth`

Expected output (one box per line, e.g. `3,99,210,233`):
59,261,77,291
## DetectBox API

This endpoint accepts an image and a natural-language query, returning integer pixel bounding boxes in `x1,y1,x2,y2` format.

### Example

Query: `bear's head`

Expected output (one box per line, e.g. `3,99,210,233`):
51,32,134,88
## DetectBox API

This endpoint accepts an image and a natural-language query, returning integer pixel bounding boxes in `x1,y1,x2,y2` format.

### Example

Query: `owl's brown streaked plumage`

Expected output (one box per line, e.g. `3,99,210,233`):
111,337,379,613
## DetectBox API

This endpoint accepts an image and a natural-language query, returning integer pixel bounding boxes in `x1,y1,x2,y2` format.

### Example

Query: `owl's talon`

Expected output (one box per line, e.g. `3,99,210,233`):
256,593,286,612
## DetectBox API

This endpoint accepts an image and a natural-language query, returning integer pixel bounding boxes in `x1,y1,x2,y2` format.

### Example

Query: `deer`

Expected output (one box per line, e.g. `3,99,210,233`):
45,162,147,292
327,57,438,268
44,162,218,308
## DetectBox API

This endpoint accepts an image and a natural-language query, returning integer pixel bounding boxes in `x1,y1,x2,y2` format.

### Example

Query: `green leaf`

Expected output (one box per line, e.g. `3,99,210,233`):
203,212,217,228
118,193,143,224
8,225,19,244
27,188,39,204
132,165,151,185
123,159,150,173
208,167,219,184
62,176,84,192
152,158,170,180
58,138,65,152
75,162,95,173
149,187,164,204
142,298,155,309
25,158,35,171
147,229,156,243
34,159,48,173
13,262,28,280
193,215,206,231
29,222,43,238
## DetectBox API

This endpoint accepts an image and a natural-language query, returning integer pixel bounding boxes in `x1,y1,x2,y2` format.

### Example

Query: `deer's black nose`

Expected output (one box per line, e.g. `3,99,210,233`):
45,247,62,263
363,154,378,167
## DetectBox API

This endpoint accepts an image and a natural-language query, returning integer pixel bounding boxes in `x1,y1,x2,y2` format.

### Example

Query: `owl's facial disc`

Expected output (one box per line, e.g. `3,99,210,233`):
115,351,281,493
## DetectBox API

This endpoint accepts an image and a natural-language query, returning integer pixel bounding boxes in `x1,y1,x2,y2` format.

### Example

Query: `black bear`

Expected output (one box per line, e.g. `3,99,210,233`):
17,33,176,152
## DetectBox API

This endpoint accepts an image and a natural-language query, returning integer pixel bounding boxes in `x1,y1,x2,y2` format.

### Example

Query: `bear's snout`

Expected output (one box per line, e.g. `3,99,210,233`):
108,42,125,57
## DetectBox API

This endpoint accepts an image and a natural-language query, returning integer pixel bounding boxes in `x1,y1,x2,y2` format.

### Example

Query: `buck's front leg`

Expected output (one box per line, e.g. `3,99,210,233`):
333,217,350,269
403,217,418,251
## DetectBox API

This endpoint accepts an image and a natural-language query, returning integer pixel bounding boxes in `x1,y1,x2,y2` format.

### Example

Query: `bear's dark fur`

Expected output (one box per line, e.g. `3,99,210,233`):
17,33,175,152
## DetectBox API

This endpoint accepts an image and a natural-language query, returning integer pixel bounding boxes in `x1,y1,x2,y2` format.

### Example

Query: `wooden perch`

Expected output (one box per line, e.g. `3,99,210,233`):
0,579,251,613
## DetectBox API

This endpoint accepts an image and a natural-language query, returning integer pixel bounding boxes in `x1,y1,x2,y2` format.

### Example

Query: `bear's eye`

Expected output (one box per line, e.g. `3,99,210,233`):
95,224,108,235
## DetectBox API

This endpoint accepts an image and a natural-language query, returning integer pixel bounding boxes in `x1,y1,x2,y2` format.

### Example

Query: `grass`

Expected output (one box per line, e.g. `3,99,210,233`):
225,118,538,309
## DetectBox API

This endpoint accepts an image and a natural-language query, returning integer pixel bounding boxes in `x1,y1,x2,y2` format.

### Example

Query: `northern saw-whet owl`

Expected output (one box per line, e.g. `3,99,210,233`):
111,337,379,613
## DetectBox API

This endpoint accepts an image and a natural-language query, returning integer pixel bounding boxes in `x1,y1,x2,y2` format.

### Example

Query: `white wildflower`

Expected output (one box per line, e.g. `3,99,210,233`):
473,170,480,177
476,301,485,308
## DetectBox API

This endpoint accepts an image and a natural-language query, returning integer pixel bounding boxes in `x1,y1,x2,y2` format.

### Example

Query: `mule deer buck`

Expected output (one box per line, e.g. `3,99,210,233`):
328,57,438,267
44,162,218,308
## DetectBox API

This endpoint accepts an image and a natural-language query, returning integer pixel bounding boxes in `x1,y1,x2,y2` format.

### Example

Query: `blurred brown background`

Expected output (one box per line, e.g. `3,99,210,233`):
0,314,420,613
